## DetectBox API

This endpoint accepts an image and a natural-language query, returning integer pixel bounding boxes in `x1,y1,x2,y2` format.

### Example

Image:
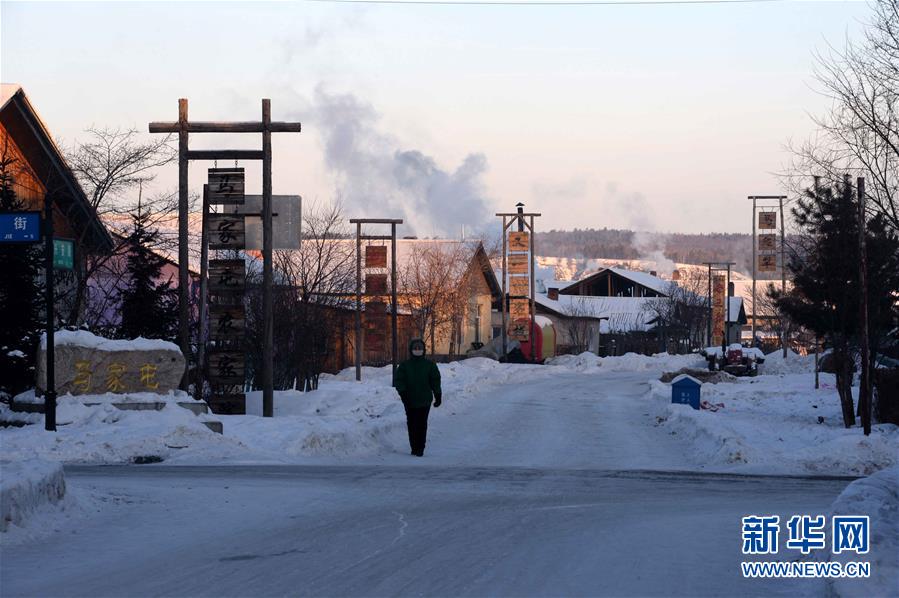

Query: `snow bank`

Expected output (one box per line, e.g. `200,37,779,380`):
650,374,899,475
1,459,65,532
0,395,229,465
40,329,179,353
828,466,898,597
546,351,705,373
760,349,817,376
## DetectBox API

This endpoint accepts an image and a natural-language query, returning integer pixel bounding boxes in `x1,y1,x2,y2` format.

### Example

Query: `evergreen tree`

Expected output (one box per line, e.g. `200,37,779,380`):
0,156,44,398
774,179,899,428
118,197,178,341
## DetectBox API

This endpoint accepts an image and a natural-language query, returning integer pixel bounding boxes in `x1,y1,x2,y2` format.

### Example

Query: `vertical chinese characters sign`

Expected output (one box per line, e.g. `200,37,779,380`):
712,274,726,346
507,231,531,341
206,169,247,413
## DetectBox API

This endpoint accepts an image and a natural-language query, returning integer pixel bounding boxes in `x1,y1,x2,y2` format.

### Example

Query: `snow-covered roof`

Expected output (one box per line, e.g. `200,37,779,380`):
535,293,661,332
607,267,673,296
670,374,702,386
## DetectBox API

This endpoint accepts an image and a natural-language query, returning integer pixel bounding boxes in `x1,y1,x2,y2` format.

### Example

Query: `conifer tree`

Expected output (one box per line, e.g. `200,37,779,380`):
118,195,178,341
0,156,44,398
774,179,899,428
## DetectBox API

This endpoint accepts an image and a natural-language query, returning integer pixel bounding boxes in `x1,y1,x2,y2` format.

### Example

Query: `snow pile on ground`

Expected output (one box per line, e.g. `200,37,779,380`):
1,460,65,532
0,394,229,465
828,466,898,597
650,373,899,475
760,349,817,376
547,351,705,373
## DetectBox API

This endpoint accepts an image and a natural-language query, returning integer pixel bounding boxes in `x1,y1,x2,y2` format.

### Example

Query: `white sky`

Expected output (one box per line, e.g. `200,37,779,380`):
1,0,871,236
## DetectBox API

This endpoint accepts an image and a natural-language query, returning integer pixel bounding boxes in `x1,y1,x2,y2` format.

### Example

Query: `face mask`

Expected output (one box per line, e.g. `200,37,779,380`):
412,349,424,357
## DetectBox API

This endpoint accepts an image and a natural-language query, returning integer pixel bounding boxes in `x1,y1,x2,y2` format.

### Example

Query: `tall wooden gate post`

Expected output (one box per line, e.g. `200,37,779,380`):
350,218,403,382
150,99,300,415
748,195,787,351
496,206,541,361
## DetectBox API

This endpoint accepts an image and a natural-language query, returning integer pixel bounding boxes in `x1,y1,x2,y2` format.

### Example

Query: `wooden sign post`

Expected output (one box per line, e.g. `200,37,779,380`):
150,100,301,417
748,195,787,349
350,219,403,382
496,204,540,359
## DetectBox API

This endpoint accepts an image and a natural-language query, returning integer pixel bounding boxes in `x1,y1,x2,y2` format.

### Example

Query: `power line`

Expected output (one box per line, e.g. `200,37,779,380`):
307,0,784,5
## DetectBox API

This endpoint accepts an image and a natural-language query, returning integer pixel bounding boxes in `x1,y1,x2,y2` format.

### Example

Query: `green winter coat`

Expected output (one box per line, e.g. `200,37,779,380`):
394,340,442,408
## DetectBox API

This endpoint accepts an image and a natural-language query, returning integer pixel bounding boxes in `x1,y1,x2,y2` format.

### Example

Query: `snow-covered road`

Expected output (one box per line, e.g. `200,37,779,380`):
1,465,849,597
358,371,692,470
2,370,871,597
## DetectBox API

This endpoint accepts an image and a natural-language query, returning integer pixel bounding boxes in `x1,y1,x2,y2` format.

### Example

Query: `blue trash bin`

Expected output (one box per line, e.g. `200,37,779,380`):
671,374,701,410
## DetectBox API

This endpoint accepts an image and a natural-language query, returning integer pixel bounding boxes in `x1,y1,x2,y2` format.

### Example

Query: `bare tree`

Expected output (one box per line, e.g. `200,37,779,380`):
560,297,600,354
641,269,708,353
399,241,474,356
786,0,899,232
246,201,355,390
754,282,801,353
61,127,178,325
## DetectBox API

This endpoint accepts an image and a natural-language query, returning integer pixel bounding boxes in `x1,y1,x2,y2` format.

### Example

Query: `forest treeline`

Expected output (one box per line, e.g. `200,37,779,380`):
535,228,754,270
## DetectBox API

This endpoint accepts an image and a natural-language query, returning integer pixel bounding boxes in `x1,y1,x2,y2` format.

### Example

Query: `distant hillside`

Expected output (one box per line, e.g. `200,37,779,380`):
535,228,753,274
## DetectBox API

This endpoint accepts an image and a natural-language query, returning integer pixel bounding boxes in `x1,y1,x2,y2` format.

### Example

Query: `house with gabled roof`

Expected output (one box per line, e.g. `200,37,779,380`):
532,266,746,354
1,84,112,254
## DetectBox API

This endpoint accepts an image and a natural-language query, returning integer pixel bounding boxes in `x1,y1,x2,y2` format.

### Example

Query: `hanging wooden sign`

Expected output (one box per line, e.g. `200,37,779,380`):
509,320,530,342
365,273,388,295
207,168,246,205
758,234,777,251
509,276,529,297
758,212,776,230
208,214,245,250
365,245,388,269
209,259,245,293
210,305,245,340
758,254,777,272
510,298,530,320
208,351,245,385
508,254,529,275
711,274,726,346
509,231,529,252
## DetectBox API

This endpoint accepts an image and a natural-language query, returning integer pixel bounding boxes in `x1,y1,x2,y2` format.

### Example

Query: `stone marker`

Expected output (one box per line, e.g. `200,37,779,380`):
37,330,185,396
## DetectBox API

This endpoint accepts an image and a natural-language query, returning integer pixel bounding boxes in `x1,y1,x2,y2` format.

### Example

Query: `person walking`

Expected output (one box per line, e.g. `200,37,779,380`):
394,338,442,456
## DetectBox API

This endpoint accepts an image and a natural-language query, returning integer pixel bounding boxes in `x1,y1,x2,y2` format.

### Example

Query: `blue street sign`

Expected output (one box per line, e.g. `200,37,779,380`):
0,211,42,243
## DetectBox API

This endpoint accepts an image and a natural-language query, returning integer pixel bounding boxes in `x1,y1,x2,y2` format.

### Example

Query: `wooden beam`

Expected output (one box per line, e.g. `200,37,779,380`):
349,218,404,224
262,99,274,418
149,121,301,133
178,98,190,390
186,150,264,161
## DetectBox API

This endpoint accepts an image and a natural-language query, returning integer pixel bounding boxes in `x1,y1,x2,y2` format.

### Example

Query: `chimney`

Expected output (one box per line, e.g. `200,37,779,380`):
671,269,680,281
650,270,657,277
548,288,559,301
728,282,735,297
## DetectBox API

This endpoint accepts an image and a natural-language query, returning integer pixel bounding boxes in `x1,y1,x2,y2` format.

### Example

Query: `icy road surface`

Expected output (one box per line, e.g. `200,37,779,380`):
0,371,864,596
2,466,848,597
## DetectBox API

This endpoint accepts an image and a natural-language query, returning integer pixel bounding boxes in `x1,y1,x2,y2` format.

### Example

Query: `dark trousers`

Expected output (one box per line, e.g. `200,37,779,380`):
403,403,431,455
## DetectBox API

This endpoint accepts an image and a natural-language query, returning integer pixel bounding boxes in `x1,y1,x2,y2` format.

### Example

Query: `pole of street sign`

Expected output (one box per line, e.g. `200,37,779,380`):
43,193,56,432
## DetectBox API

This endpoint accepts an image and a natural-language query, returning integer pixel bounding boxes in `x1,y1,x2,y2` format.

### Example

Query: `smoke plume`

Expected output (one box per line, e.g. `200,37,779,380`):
303,87,493,237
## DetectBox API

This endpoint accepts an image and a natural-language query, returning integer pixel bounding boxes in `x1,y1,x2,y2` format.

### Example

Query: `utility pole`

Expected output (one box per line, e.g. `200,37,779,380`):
43,193,56,432
857,176,871,436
